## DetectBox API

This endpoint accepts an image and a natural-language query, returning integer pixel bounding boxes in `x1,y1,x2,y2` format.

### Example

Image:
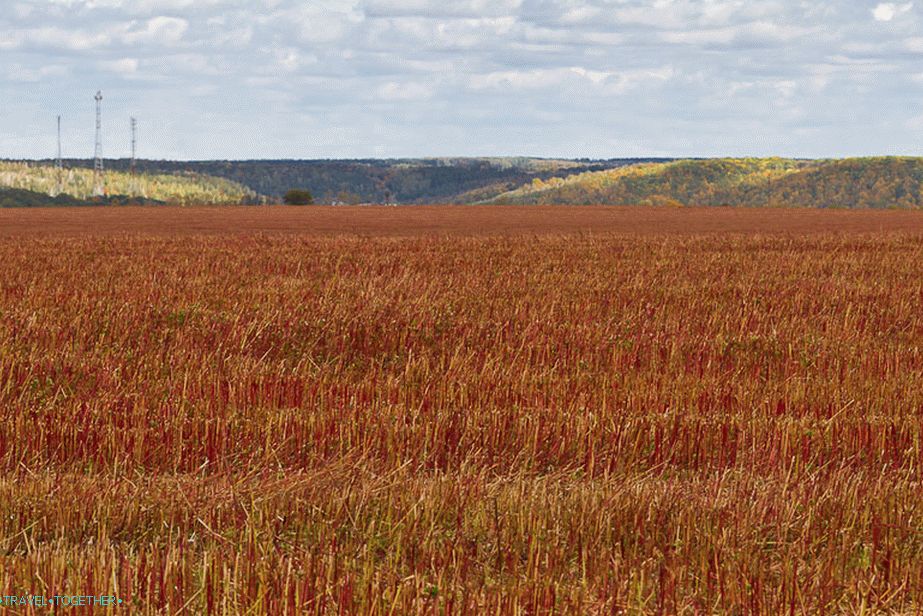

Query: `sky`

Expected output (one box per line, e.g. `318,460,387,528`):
1,0,922,160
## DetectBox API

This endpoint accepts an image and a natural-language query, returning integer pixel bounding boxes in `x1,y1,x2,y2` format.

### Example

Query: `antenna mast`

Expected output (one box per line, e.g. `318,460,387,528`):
130,117,138,196
53,115,63,196
93,91,105,197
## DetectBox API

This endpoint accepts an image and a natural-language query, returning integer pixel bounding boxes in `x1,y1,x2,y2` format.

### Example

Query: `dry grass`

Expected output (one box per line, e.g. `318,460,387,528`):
1,206,923,613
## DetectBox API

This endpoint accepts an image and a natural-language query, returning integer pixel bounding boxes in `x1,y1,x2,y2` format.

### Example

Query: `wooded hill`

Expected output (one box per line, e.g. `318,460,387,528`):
0,161,259,206
28,158,663,204
484,157,923,208
7,157,923,208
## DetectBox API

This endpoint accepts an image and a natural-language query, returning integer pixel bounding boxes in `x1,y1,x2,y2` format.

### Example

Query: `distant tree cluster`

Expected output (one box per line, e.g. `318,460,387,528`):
0,187,82,208
0,187,165,208
283,189,314,205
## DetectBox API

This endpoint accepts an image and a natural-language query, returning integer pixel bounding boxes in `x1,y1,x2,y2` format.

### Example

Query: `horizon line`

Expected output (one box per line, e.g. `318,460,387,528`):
4,155,923,164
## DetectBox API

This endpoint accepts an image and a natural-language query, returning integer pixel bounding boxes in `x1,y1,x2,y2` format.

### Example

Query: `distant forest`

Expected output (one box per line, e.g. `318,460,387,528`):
5,157,923,208
19,158,668,204
486,157,923,209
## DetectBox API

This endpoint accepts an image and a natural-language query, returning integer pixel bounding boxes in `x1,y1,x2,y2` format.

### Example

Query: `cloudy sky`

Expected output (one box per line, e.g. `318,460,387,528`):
1,0,922,160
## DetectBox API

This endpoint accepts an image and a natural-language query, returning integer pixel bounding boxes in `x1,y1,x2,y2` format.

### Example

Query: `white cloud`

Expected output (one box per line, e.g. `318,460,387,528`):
276,2,364,44
44,0,229,13
2,0,923,159
364,0,522,18
906,113,923,129
6,63,66,82
468,65,674,93
366,15,517,50
121,16,189,44
273,48,304,72
376,81,434,100
99,57,139,73
468,67,605,90
12,3,34,19
662,22,815,46
21,26,112,50
872,2,913,22
0,34,23,50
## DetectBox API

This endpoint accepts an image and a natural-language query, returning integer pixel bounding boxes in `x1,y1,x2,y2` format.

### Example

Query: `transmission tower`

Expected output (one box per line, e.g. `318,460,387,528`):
53,115,63,197
92,91,105,197
130,117,138,196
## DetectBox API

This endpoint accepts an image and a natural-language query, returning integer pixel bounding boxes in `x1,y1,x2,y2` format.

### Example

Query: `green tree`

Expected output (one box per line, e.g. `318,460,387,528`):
283,189,314,205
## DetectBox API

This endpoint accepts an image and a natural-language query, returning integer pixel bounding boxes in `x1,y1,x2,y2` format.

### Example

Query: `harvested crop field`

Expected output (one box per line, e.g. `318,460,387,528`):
4,204,923,237
2,205,923,614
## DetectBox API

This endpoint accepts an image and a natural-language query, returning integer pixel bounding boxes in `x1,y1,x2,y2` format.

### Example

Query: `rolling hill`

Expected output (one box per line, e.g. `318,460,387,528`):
484,157,923,209
7,156,923,208
23,157,667,204
0,161,259,206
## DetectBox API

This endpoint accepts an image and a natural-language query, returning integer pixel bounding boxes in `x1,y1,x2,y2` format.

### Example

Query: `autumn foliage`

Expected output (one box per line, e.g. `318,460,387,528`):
0,161,257,205
488,157,923,209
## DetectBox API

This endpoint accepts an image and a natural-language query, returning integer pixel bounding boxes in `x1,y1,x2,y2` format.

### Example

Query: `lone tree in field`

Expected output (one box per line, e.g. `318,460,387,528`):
283,189,314,205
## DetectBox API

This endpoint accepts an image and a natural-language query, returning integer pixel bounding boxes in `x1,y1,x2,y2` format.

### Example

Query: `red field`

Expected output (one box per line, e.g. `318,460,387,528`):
2,206,923,613
4,204,923,236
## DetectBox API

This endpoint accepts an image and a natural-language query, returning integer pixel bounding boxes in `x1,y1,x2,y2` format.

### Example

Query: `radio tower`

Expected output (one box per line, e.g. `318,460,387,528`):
130,117,138,196
53,115,63,196
92,91,105,197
